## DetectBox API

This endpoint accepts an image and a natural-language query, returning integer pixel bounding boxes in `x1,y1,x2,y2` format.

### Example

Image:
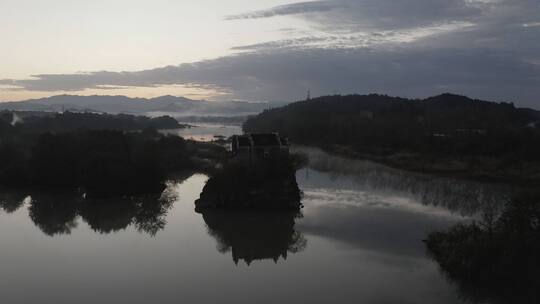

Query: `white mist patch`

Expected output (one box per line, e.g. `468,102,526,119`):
22,196,32,206
302,188,471,221
10,113,23,126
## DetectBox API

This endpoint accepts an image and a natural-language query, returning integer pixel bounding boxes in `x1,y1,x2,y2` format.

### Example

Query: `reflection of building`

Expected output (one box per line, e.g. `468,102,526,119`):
200,210,306,265
231,133,289,160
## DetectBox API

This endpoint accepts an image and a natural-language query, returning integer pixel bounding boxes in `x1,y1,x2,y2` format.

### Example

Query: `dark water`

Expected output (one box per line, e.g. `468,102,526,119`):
0,148,510,304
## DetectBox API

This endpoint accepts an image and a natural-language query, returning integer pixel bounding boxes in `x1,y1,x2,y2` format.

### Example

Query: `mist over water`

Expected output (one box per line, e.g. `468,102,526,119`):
296,146,510,218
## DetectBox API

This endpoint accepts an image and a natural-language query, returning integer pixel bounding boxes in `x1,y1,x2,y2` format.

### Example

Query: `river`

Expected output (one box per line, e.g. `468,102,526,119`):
0,125,512,304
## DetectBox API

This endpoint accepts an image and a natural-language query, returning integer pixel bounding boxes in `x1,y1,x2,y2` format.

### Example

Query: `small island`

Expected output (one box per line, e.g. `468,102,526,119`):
195,133,304,211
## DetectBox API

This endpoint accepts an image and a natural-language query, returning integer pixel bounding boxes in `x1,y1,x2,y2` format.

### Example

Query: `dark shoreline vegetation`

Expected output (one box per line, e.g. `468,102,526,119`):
244,93,540,184
1,110,185,132
0,111,227,198
426,191,540,303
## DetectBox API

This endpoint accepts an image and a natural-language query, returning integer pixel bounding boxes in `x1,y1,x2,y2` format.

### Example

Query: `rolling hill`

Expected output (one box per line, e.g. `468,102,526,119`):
0,95,283,117
244,93,540,182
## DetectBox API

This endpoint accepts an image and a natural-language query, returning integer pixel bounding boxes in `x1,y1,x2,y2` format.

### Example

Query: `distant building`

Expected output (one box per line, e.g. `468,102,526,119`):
231,133,289,161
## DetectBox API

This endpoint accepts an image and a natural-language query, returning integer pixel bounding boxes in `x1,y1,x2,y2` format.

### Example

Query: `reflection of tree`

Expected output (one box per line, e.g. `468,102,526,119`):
301,147,512,218
200,210,307,265
426,192,540,303
0,192,27,213
79,200,136,234
27,194,174,237
28,195,79,236
133,197,173,236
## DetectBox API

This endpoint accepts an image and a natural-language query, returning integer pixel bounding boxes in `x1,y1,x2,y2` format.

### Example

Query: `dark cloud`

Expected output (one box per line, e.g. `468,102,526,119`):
3,46,538,106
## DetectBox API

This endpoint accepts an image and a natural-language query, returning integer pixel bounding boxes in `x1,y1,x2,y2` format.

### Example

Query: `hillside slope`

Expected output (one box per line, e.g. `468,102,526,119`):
244,93,540,182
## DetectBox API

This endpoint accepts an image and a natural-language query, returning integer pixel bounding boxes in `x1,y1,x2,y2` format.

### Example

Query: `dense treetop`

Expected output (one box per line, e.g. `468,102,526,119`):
0,111,182,133
244,93,540,157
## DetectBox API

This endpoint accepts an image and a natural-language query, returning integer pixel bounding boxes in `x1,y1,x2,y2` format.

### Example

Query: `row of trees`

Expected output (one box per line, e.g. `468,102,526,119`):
0,111,182,133
0,127,226,197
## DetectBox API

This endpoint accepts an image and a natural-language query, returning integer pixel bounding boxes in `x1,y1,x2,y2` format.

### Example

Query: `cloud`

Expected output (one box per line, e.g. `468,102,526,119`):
523,22,540,28
225,1,339,20
227,0,484,30
231,21,474,51
0,67,224,92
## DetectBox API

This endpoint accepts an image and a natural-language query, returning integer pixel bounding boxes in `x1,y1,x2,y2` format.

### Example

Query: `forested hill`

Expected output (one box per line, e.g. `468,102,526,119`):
0,111,182,134
244,94,540,181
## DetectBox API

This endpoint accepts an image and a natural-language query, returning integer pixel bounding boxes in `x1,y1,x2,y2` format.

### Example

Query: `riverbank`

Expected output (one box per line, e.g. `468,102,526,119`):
0,128,228,198
243,94,540,186
302,143,540,186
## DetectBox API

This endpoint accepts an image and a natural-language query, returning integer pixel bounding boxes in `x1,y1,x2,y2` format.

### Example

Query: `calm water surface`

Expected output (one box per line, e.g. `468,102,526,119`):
0,145,510,304
161,123,242,142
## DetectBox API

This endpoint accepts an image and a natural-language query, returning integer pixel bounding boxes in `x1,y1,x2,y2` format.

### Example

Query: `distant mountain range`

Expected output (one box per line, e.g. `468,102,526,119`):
0,95,286,117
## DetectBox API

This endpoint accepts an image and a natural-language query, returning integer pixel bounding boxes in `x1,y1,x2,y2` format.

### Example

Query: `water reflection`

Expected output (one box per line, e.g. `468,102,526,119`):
132,196,174,235
28,194,80,236
7,189,176,237
296,146,512,218
291,147,518,262
78,200,136,234
161,123,242,142
0,162,517,303
0,191,28,213
199,209,306,265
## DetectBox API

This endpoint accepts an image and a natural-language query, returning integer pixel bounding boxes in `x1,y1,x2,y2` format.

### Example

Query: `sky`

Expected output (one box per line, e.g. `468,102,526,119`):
1,0,539,107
